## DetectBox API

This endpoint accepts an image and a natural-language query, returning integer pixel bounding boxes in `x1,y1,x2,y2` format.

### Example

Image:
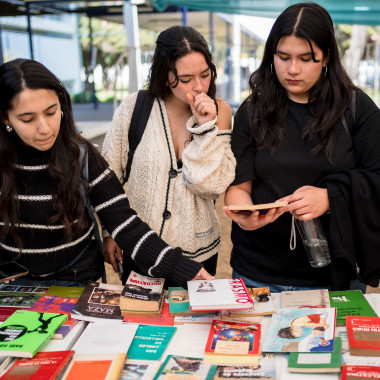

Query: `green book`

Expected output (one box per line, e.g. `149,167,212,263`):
288,337,342,373
168,287,192,315
0,309,67,358
329,290,377,326
127,325,176,361
153,355,217,380
46,285,84,298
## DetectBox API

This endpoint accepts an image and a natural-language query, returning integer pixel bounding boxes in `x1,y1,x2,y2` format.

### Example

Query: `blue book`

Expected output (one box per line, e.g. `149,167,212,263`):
262,307,336,352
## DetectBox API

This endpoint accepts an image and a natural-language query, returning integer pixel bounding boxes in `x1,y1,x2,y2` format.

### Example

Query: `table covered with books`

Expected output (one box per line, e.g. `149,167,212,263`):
0,274,378,380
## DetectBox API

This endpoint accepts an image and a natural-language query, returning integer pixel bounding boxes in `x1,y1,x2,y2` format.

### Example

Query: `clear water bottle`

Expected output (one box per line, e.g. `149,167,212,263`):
294,217,331,268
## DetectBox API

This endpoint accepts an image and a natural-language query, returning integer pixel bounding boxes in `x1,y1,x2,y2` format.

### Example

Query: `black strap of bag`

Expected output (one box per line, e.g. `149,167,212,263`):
122,90,154,185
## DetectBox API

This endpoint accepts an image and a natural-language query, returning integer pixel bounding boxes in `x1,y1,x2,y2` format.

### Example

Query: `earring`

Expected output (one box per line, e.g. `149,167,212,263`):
5,124,12,133
270,63,273,74
323,66,328,78
61,111,64,118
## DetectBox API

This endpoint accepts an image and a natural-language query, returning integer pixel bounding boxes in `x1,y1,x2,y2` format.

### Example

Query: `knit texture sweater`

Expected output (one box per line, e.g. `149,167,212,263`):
0,142,202,285
102,93,236,262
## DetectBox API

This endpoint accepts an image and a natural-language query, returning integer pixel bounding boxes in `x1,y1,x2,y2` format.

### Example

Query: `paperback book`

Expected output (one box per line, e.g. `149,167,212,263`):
281,289,330,308
0,292,45,308
329,290,377,326
0,309,67,358
346,316,380,357
0,350,74,380
287,336,342,373
127,325,176,361
46,285,84,298
29,294,79,339
70,282,123,322
120,271,165,316
204,320,260,366
214,353,276,380
153,355,217,380
262,307,336,353
120,359,161,380
229,287,275,317
168,287,213,316
187,278,253,311
341,364,380,380
0,284,49,294
0,307,20,323
61,353,126,380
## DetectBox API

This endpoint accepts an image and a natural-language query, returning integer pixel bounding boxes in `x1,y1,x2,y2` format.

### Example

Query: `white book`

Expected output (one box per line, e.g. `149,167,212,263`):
72,320,138,354
41,319,87,352
281,289,330,309
187,278,253,311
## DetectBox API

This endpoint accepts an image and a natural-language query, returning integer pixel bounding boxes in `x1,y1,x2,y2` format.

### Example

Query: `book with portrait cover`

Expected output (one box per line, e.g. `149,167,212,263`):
287,336,342,373
0,309,67,358
187,278,253,311
329,290,377,326
70,282,123,322
153,355,217,380
346,315,380,357
0,350,74,379
341,364,380,380
262,308,336,353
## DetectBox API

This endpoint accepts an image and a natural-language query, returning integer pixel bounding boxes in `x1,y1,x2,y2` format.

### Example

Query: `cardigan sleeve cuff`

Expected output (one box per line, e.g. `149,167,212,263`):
186,116,217,135
169,255,203,287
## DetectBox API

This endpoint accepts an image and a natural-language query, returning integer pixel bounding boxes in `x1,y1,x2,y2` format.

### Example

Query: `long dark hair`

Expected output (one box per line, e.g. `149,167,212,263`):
148,25,217,105
0,58,91,248
244,2,354,160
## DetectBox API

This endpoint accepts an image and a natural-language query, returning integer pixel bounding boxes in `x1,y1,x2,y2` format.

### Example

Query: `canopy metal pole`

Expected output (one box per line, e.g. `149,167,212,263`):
123,0,142,92
232,15,241,102
26,3,34,59
182,7,188,25
209,12,214,53
0,21,3,65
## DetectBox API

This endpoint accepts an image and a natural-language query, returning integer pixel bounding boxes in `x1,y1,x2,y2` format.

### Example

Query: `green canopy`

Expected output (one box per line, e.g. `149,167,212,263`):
151,0,380,25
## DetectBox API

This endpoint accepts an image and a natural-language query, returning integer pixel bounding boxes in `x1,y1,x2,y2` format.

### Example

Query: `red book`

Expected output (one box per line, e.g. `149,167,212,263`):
122,301,175,326
205,319,260,356
0,350,74,380
0,307,21,323
346,315,380,357
341,365,380,380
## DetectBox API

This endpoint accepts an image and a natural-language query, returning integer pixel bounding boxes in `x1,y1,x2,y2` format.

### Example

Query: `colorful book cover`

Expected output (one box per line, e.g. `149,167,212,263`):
120,359,161,380
288,336,342,372
153,355,217,380
205,320,260,356
346,316,380,357
70,282,123,322
29,294,79,339
45,285,84,298
0,284,49,294
0,350,74,379
262,308,336,353
61,353,126,380
230,287,275,317
281,289,330,308
329,290,377,326
127,325,176,361
122,300,174,326
341,364,380,380
0,292,45,308
0,309,67,358
187,278,253,311
214,353,276,379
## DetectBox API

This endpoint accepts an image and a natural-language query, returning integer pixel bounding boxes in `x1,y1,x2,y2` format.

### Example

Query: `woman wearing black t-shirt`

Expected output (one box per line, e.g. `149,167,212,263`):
224,2,380,292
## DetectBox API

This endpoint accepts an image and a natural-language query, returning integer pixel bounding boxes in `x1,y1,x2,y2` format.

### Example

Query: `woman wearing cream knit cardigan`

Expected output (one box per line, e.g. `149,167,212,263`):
102,26,236,284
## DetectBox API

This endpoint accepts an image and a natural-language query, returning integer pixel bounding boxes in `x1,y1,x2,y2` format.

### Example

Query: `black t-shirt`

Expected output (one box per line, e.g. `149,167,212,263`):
230,98,356,286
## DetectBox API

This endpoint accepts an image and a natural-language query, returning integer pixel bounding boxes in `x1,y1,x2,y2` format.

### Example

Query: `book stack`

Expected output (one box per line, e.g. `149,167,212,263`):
119,271,165,317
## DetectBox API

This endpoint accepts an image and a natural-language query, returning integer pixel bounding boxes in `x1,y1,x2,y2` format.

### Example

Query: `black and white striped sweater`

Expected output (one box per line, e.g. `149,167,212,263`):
0,143,202,285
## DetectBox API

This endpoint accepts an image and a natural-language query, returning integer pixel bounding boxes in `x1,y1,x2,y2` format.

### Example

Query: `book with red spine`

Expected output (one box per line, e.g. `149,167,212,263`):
346,315,380,357
341,364,380,380
187,278,253,311
0,350,74,379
